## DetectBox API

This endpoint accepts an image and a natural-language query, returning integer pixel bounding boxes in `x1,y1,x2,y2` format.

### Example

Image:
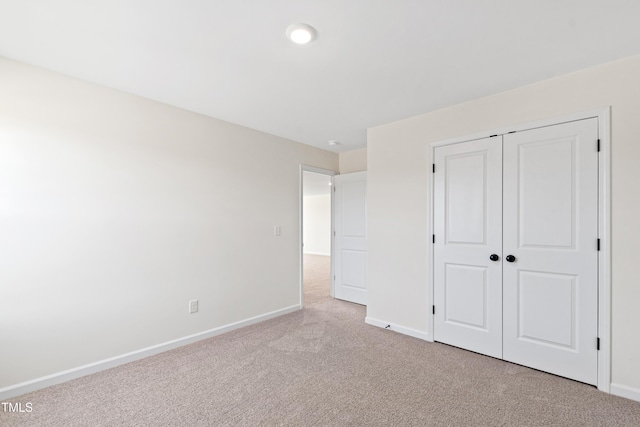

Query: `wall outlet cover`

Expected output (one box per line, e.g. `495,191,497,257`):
189,300,198,314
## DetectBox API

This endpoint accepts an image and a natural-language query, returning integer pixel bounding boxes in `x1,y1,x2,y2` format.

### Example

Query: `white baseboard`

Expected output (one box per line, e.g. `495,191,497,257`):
610,382,640,403
365,316,432,342
0,304,301,401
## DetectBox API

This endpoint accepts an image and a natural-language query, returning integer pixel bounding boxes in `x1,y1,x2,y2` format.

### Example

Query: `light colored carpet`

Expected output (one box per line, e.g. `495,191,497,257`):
303,254,332,306
2,255,640,426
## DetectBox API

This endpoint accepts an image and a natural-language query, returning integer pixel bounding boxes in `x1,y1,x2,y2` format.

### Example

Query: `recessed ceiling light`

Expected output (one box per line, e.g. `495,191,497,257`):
286,23,316,44
328,140,340,146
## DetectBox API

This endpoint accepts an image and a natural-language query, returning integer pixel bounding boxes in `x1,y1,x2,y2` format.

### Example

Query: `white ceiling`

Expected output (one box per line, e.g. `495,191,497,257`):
1,1,639,153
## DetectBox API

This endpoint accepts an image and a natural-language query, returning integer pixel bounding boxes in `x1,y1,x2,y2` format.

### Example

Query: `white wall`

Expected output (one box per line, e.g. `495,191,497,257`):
303,195,331,256
0,57,338,390
367,55,640,397
339,148,367,173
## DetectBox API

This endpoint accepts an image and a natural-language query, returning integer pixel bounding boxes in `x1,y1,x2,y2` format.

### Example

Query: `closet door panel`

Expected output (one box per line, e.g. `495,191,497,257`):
433,137,503,358
502,118,599,385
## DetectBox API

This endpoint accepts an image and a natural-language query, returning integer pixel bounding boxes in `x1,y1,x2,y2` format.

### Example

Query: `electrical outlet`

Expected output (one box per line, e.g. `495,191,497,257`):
189,299,198,314
274,225,281,236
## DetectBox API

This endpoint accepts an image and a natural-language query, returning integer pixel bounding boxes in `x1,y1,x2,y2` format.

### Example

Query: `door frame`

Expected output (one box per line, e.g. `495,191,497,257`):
299,165,338,308
428,107,611,392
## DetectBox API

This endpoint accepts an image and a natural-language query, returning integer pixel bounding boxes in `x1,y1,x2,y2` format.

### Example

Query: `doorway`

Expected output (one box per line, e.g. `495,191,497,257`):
300,167,336,307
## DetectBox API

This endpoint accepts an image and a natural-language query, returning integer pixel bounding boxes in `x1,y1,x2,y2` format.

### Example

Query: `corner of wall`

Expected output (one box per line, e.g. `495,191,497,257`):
339,148,367,174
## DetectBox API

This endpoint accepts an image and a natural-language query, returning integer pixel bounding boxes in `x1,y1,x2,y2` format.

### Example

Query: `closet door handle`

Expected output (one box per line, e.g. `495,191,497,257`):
489,254,499,261
505,255,516,263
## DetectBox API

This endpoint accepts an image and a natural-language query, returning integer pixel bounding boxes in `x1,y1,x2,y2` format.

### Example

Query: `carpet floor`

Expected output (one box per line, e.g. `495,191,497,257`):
2,255,640,426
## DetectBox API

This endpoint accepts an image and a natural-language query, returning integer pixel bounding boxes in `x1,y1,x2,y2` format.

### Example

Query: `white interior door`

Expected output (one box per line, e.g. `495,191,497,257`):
433,137,503,358
334,171,367,305
502,118,599,385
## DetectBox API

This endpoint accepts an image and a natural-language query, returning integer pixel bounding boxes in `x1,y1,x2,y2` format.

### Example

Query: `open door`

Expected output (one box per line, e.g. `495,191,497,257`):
334,171,367,305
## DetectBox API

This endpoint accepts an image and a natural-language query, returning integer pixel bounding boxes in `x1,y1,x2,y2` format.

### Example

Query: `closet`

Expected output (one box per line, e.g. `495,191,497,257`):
433,118,599,385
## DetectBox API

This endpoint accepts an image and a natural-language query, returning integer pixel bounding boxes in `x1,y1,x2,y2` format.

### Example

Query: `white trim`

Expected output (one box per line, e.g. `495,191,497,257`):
610,383,640,403
365,316,433,341
428,138,436,341
330,175,336,298
301,165,338,176
597,107,612,393
299,165,338,307
0,304,300,401
429,107,612,393
430,108,610,148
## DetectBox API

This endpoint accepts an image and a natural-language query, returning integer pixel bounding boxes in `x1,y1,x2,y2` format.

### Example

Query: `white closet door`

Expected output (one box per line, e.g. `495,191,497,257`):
334,172,367,305
502,118,599,385
433,137,503,358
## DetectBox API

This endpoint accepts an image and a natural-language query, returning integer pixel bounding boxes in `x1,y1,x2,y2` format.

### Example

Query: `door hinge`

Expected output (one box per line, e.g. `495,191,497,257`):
489,134,498,138
432,305,435,315
597,139,601,152
597,337,600,351
333,230,336,236
508,131,516,134
597,238,601,251
432,234,435,244
432,163,435,173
